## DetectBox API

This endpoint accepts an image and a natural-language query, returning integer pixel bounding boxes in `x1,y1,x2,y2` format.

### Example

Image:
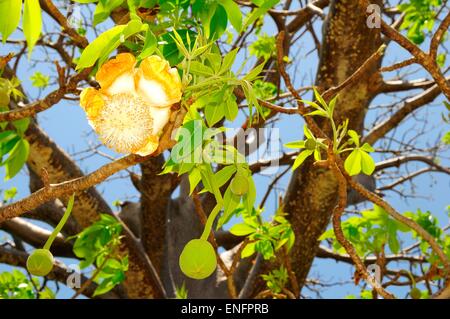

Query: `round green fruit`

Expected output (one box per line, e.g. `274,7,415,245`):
179,239,217,280
410,287,421,299
26,249,54,277
230,174,249,196
305,138,316,150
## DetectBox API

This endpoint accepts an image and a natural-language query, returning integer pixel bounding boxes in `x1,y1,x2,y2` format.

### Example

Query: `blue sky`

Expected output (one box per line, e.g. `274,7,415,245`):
0,1,449,299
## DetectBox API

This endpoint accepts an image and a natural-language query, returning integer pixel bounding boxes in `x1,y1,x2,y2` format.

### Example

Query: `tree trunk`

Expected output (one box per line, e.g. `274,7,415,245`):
284,0,383,292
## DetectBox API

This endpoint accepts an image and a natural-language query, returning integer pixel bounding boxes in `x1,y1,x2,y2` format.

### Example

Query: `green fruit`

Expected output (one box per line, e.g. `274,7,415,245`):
305,138,316,150
230,174,249,196
179,239,217,280
410,287,421,299
26,249,54,277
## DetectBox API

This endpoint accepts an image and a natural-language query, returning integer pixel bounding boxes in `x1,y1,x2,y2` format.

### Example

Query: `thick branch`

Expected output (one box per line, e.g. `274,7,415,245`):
1,217,74,258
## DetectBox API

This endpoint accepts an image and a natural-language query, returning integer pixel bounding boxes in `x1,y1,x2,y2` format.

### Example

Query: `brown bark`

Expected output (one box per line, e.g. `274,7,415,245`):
283,0,383,293
137,155,178,272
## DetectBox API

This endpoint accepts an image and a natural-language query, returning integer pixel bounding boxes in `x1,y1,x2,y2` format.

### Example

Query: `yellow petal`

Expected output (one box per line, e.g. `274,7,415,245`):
96,53,136,91
136,55,182,107
135,135,159,156
80,88,105,120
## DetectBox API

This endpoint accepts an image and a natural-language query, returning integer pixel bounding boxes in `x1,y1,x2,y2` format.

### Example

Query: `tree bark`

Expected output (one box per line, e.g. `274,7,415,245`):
283,0,383,293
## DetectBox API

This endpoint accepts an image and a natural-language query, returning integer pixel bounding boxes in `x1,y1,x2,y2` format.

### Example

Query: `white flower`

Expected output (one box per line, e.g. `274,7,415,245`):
80,53,182,156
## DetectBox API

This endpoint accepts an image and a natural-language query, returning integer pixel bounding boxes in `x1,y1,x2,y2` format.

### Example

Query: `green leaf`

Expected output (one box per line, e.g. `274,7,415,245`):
388,226,400,254
93,278,116,297
224,95,238,121
23,0,42,57
0,0,22,43
303,125,313,139
344,149,362,176
243,176,256,213
313,87,327,108
93,0,123,26
76,25,127,70
38,287,55,299
215,165,237,188
360,150,375,175
243,0,279,30
284,140,305,149
199,164,222,202
360,142,374,153
220,186,241,227
442,131,450,144
241,242,256,258
220,48,239,74
4,139,29,180
160,29,196,66
292,149,313,170
306,109,328,118
437,53,446,67
253,80,277,99
190,61,215,76
220,0,242,32
97,19,145,66
209,4,228,40
188,167,202,195
249,33,276,60
243,62,265,81
230,223,256,236
347,130,360,147
137,29,157,61
12,117,30,136
204,103,225,127
0,135,20,159
3,186,17,201
0,130,18,145
30,72,49,88
319,228,335,241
